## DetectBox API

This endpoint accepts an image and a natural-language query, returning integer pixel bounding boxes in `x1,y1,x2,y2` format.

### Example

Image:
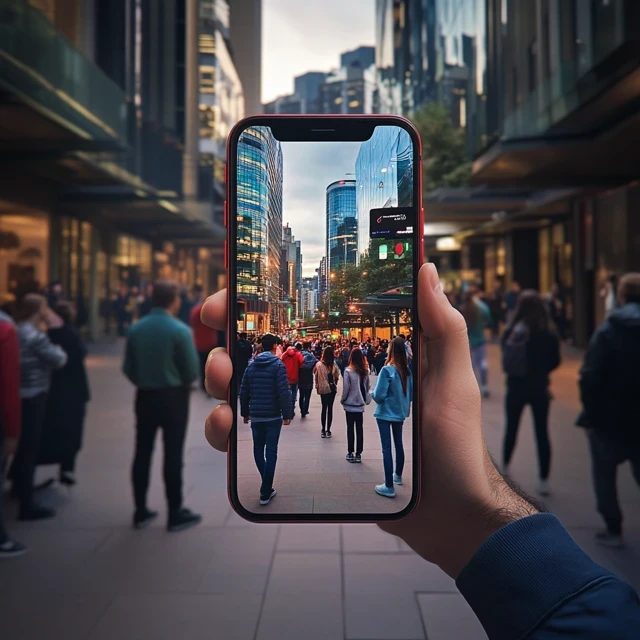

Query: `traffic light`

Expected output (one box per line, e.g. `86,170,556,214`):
237,300,246,320
393,242,410,260
300,330,307,337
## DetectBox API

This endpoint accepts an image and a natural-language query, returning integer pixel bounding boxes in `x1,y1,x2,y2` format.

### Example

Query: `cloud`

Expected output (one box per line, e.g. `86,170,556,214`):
281,142,361,277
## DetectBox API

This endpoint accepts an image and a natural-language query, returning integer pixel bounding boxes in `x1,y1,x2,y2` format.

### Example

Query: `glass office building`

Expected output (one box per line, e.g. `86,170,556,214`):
355,127,413,260
326,180,358,273
237,126,282,299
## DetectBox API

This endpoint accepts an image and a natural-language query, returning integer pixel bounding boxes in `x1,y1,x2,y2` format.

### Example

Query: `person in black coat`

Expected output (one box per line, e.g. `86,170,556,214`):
578,273,640,547
39,301,91,486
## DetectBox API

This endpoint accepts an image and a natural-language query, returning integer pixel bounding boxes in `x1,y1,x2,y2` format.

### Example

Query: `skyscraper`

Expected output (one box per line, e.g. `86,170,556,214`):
326,180,358,273
237,126,282,299
318,257,328,302
280,224,302,320
267,134,283,319
355,127,414,259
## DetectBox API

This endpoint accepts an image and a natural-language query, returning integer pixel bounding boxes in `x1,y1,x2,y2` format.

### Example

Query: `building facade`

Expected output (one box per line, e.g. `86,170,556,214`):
326,180,358,274
319,64,377,114
280,224,302,324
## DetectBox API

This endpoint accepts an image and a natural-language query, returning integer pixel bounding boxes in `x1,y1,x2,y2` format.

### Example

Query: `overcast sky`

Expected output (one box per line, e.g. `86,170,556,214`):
262,0,375,103
281,141,361,277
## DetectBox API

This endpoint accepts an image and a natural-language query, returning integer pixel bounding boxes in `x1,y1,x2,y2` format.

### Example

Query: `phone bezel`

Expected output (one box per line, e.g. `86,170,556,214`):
226,114,424,523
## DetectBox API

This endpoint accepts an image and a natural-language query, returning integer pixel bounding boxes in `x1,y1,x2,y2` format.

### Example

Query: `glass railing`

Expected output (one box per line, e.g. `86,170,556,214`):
0,0,127,141
503,61,580,139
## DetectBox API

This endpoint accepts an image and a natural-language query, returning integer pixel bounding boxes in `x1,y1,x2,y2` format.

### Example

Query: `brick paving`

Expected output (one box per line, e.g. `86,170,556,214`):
0,340,638,639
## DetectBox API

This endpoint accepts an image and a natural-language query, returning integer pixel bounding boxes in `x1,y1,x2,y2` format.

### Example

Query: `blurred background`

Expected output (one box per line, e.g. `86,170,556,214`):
0,1,639,639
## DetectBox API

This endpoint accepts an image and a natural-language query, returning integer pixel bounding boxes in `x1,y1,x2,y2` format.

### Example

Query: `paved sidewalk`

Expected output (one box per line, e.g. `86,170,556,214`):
0,341,638,640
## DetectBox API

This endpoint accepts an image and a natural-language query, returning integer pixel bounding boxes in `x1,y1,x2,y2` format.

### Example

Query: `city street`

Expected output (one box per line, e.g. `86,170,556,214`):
1,341,639,640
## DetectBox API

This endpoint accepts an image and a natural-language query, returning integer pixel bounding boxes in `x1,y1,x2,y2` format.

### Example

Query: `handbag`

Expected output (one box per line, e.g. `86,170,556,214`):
326,364,337,394
359,375,372,405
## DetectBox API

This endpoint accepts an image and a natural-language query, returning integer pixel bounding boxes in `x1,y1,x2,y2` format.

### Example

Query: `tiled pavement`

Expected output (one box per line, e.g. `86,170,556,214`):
236,380,413,515
1,341,638,639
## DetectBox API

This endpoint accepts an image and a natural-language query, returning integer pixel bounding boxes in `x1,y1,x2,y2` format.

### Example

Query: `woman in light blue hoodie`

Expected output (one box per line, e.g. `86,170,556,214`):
371,336,413,498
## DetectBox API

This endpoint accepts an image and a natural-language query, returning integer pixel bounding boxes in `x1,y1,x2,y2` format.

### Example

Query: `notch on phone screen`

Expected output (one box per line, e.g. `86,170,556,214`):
232,123,418,519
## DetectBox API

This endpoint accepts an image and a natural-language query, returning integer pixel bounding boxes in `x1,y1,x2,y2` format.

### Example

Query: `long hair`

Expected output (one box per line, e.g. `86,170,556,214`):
386,336,410,395
348,347,367,379
16,293,45,323
322,345,335,367
461,291,480,327
511,290,551,332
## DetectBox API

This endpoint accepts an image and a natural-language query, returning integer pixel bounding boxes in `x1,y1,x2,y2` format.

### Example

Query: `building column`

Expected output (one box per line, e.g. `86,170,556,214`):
88,227,100,342
182,0,199,199
48,214,62,283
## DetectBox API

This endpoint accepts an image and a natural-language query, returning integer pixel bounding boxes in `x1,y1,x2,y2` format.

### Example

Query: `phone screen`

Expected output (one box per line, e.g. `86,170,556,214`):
229,120,420,520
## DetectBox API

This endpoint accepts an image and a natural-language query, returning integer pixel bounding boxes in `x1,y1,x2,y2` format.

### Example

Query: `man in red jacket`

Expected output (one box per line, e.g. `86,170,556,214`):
0,310,27,557
281,342,304,417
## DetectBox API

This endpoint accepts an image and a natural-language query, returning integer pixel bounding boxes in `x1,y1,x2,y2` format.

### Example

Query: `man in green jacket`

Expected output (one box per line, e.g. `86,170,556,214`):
123,281,201,532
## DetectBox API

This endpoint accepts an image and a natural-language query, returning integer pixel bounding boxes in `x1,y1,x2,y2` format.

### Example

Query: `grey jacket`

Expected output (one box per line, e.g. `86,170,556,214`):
17,321,67,398
340,367,370,413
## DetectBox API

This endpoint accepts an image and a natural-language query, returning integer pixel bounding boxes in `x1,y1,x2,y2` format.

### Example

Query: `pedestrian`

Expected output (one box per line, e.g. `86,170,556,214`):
190,287,220,395
546,283,567,340
600,274,618,318
39,302,90,486
461,290,493,398
314,345,340,439
366,341,376,374
47,280,63,310
113,284,130,337
281,341,304,417
0,308,27,556
372,336,413,498
122,281,202,532
486,279,505,341
340,342,350,376
501,290,560,496
200,264,640,638
11,294,67,520
504,281,521,326
578,273,640,548
139,283,154,318
374,342,387,375
239,333,292,506
341,347,371,464
298,341,318,418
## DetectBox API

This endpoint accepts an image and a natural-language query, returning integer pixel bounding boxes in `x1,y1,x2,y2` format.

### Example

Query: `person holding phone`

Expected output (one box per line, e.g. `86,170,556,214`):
341,347,370,463
239,333,292,506
371,336,413,498
314,346,340,439
200,264,639,639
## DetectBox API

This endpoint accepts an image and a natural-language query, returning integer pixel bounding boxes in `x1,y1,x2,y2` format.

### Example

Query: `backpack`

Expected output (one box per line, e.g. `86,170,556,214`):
502,322,530,377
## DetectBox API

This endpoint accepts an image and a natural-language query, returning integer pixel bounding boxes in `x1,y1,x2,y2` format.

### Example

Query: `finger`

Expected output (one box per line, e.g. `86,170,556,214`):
205,347,232,400
417,263,472,373
201,289,227,331
204,402,233,452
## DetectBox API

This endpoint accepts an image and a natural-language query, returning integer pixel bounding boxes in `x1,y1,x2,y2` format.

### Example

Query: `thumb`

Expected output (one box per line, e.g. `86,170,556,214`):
417,263,472,375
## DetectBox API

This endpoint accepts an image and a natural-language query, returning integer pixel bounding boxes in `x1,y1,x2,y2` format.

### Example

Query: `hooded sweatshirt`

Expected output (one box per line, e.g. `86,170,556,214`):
240,351,293,421
579,302,640,444
281,346,304,384
298,350,318,390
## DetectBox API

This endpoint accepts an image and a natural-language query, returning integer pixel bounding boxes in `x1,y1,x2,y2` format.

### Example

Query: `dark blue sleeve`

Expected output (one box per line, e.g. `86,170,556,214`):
276,361,293,420
456,514,640,640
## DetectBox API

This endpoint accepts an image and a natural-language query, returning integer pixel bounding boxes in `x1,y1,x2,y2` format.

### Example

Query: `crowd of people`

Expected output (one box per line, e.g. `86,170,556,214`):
237,332,414,504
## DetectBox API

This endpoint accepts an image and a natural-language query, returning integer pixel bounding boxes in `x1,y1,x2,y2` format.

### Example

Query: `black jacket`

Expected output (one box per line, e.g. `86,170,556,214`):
579,302,640,445
502,326,560,387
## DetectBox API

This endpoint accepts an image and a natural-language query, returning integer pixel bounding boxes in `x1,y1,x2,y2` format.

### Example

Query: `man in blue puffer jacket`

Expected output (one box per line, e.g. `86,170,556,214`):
240,333,292,506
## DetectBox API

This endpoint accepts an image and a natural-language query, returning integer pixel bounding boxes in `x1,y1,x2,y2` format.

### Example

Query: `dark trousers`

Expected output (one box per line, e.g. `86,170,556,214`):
376,419,405,488
503,382,551,479
299,388,312,416
198,351,209,393
289,383,298,414
345,411,364,455
251,419,283,498
588,430,640,535
132,388,189,513
11,393,48,510
320,392,336,430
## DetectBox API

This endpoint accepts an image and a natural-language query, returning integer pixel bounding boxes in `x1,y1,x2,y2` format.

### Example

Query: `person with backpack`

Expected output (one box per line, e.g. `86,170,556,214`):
578,273,640,548
314,346,340,439
461,290,493,398
240,333,292,506
298,342,318,419
372,336,413,498
341,348,371,463
501,290,560,496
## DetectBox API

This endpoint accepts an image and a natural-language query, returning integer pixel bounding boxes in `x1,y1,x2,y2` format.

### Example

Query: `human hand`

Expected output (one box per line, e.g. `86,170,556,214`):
200,265,537,579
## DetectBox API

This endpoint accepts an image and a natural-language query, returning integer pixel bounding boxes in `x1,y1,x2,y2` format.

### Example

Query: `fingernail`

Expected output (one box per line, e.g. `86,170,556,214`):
427,263,443,294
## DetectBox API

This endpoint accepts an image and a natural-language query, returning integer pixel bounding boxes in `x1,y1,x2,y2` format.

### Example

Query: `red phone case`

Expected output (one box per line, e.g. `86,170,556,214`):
225,114,424,523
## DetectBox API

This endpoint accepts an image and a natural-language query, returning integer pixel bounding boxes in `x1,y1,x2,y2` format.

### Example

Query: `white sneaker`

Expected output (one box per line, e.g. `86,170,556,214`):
259,489,277,505
375,484,396,498
536,479,550,496
393,474,403,485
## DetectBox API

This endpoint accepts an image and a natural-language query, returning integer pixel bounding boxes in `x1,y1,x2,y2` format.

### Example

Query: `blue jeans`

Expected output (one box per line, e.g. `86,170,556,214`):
470,344,488,389
376,419,405,488
299,388,312,415
251,419,283,498
289,383,298,414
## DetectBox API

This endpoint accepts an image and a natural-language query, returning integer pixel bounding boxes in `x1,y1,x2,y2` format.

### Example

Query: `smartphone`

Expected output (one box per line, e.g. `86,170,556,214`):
226,115,423,522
